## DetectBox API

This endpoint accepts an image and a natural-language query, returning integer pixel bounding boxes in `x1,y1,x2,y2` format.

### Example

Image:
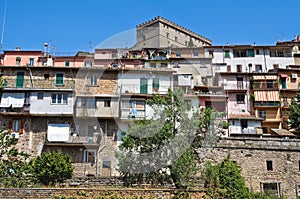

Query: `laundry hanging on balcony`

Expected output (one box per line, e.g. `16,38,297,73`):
253,91,279,101
47,123,70,142
0,92,25,108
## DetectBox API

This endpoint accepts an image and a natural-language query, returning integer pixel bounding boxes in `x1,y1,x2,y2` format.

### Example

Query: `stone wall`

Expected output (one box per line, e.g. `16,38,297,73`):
0,188,206,199
197,137,300,198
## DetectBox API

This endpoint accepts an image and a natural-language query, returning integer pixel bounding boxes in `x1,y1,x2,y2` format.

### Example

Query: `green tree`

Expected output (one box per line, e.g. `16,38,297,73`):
0,129,30,187
288,92,300,135
118,89,200,188
203,155,251,199
30,150,74,185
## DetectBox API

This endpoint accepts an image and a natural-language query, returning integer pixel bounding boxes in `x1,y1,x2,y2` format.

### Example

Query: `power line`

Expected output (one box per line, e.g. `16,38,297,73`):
0,0,8,52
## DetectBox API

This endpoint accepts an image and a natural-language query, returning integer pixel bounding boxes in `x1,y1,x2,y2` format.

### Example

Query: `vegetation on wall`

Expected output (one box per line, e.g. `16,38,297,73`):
30,150,74,185
288,92,300,136
0,129,30,187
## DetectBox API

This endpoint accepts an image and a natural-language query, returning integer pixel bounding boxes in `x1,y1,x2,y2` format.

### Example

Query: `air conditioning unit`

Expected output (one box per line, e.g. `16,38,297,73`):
292,74,298,79
11,132,19,139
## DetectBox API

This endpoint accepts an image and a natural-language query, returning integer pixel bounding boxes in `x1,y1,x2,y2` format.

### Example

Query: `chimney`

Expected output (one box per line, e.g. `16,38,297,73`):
15,47,20,51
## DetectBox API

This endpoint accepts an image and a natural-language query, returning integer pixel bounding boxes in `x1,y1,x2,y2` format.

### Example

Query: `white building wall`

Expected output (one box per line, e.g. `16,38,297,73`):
30,92,73,115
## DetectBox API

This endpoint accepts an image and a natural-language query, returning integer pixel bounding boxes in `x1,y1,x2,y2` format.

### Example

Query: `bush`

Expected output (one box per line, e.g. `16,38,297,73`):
30,150,74,185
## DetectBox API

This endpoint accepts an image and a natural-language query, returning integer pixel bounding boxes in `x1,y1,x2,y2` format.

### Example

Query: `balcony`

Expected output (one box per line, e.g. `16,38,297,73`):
0,105,30,115
229,126,257,134
120,108,146,120
223,82,247,91
46,134,101,146
120,84,169,95
254,101,280,107
194,90,227,97
3,79,75,90
251,82,278,90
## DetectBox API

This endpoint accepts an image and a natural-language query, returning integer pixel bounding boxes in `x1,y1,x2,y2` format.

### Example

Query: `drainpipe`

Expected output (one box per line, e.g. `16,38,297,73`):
96,120,107,176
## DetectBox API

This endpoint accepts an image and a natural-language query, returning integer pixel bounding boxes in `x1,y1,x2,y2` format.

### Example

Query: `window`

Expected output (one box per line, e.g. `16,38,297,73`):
266,160,273,171
51,94,68,105
185,41,188,46
84,150,96,163
37,93,44,100
174,62,179,68
77,97,96,108
241,120,247,129
193,50,198,57
140,78,148,94
16,72,24,88
12,120,20,132
262,183,281,197
65,60,70,67
246,49,254,57
55,73,64,85
256,49,260,55
273,64,279,69
260,110,266,120
44,74,50,80
256,65,262,72
176,51,181,57
237,77,243,89
103,161,111,169
104,100,111,107
16,57,21,66
266,80,273,88
208,50,214,57
236,65,242,72
227,65,231,72
166,32,169,38
29,58,34,66
174,36,177,42
236,94,245,104
84,61,92,67
224,50,230,58
152,78,159,92
90,74,97,86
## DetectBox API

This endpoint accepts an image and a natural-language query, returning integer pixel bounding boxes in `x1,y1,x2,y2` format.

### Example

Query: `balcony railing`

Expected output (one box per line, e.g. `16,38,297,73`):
47,134,101,145
229,126,257,134
194,91,226,97
120,109,146,120
224,82,247,90
254,101,280,106
252,82,278,89
120,84,170,94
3,79,75,90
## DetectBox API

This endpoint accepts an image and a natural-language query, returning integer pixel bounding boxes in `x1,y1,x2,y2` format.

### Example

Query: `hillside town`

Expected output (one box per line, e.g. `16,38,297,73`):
1,16,300,198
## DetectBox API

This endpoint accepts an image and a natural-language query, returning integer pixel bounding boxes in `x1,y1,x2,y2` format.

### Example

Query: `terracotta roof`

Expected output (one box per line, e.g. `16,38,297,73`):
271,128,296,137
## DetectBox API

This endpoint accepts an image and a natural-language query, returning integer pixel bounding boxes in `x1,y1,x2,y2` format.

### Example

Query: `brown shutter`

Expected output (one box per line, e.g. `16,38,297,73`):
20,120,24,134
8,121,12,132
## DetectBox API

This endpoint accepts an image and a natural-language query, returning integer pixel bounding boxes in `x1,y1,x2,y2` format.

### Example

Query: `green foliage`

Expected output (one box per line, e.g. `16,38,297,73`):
203,155,251,199
118,88,200,189
30,150,74,185
288,92,300,136
0,129,30,187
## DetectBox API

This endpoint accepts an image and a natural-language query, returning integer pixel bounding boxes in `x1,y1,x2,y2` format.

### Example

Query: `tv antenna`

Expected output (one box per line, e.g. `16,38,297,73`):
0,0,8,52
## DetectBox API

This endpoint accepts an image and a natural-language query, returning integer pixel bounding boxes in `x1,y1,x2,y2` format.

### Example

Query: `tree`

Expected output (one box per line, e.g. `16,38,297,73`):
118,89,200,188
0,129,30,187
288,92,300,135
203,155,251,199
30,150,74,185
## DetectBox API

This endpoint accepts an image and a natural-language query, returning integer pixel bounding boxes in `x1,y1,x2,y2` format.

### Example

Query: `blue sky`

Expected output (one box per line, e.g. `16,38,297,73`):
0,0,299,53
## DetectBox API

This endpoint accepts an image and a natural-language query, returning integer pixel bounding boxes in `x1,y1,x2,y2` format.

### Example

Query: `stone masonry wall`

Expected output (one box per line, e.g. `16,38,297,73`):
197,137,300,199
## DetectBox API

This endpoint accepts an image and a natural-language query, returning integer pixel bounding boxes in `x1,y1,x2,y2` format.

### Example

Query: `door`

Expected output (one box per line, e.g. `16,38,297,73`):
16,72,24,88
140,78,148,94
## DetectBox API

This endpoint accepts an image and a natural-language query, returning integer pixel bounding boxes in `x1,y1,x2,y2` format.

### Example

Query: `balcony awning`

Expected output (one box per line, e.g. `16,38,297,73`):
47,123,70,142
254,91,279,101
0,93,25,108
280,74,288,78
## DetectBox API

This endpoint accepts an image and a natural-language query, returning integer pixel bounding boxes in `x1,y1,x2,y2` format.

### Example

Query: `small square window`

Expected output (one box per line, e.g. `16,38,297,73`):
65,60,70,67
44,74,50,80
84,150,96,163
37,93,44,100
266,160,273,171
236,94,245,104
104,100,111,107
103,161,111,169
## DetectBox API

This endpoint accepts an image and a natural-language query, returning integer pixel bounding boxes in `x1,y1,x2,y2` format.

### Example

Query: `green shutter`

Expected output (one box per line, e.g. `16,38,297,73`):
16,72,24,88
56,73,64,85
152,78,159,91
140,78,148,94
